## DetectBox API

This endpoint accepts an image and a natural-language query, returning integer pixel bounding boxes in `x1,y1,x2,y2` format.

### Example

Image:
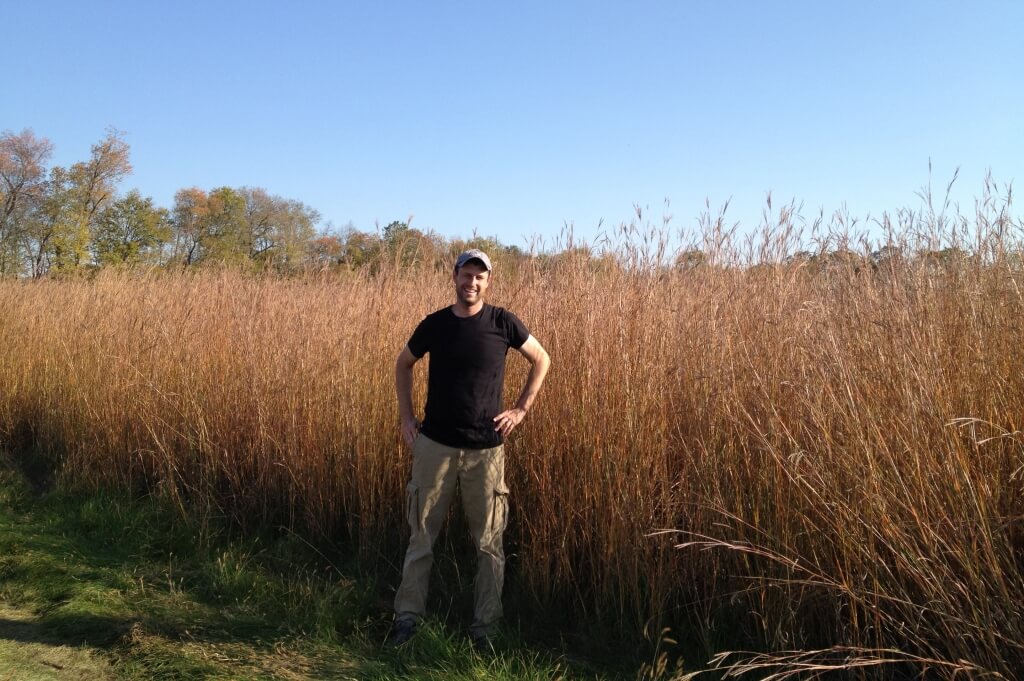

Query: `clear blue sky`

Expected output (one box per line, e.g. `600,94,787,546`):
4,1,1022,247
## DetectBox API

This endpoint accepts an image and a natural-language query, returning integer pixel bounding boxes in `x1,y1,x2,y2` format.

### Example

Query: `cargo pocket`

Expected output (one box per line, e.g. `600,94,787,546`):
491,483,510,534
406,483,420,530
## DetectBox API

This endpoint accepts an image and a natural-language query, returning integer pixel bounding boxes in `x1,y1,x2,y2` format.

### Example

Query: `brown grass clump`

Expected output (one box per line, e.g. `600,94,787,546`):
1,186,1022,678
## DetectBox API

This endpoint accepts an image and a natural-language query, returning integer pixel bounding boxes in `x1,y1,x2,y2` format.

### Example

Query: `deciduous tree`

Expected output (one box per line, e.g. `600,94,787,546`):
239,187,319,271
93,190,171,266
170,187,209,266
0,129,53,274
42,129,133,273
201,187,247,265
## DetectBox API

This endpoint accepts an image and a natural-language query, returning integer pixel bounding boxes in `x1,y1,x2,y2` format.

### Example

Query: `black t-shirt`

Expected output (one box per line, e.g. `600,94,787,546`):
407,303,530,449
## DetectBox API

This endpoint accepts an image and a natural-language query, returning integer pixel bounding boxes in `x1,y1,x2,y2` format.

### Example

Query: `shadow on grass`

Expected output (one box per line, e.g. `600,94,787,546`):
0,613,133,649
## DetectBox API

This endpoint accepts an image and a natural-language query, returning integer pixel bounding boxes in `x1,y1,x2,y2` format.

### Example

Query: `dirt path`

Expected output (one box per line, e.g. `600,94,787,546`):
0,604,114,681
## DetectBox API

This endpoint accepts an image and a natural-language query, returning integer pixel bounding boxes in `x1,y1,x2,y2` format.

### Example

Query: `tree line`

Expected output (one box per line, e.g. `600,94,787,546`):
6,128,1002,279
0,128,526,277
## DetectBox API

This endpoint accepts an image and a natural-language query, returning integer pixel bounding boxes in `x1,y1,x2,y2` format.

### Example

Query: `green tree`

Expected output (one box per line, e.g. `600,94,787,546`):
270,198,319,270
29,129,133,274
92,190,171,266
198,187,247,265
674,248,707,271
381,221,438,269
340,228,381,270
24,166,75,277
239,187,319,271
382,220,409,244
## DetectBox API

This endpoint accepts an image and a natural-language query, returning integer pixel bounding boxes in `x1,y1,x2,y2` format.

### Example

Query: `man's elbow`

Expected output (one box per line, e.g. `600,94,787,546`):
396,347,419,371
396,362,415,378
520,337,550,371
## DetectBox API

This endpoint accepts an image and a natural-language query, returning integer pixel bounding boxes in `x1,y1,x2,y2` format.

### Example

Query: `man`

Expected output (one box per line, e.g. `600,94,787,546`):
388,249,551,649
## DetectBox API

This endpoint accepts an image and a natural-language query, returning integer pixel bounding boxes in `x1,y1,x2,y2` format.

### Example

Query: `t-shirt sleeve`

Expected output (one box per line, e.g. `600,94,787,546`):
407,316,433,358
503,310,530,349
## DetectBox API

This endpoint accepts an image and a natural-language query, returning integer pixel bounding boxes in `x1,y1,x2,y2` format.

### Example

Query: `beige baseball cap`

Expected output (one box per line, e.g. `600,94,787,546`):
455,249,492,271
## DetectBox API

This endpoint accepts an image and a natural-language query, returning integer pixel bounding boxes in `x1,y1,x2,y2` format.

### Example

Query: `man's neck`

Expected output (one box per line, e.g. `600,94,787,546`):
451,300,484,318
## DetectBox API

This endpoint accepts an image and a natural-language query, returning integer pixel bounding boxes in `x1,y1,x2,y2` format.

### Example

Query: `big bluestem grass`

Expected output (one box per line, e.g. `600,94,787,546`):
1,182,1021,678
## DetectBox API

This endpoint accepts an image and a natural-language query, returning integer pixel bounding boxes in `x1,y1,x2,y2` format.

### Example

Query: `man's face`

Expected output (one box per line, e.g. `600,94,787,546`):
453,262,490,306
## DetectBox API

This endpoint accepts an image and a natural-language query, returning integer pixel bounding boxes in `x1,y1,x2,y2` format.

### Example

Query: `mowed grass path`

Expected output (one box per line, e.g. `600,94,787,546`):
0,460,624,681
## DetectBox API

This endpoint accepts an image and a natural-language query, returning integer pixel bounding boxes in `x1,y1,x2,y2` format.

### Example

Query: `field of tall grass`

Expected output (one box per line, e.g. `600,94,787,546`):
1,187,1022,678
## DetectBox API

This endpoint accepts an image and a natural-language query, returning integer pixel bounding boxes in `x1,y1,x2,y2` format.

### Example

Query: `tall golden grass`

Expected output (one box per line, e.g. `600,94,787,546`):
1,188,1022,677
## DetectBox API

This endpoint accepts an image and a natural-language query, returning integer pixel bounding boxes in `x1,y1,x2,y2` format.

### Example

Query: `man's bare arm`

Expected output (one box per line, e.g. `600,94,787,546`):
396,346,421,447
493,335,551,437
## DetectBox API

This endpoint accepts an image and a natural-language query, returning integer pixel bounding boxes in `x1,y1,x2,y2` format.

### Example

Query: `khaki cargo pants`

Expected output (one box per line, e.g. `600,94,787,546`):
393,433,509,636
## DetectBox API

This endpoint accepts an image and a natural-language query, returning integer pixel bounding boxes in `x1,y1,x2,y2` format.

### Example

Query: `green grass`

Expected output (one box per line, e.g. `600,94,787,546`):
0,459,638,680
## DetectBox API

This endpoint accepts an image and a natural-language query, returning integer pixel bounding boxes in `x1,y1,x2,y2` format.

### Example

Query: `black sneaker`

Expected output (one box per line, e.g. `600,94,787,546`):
386,619,418,647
